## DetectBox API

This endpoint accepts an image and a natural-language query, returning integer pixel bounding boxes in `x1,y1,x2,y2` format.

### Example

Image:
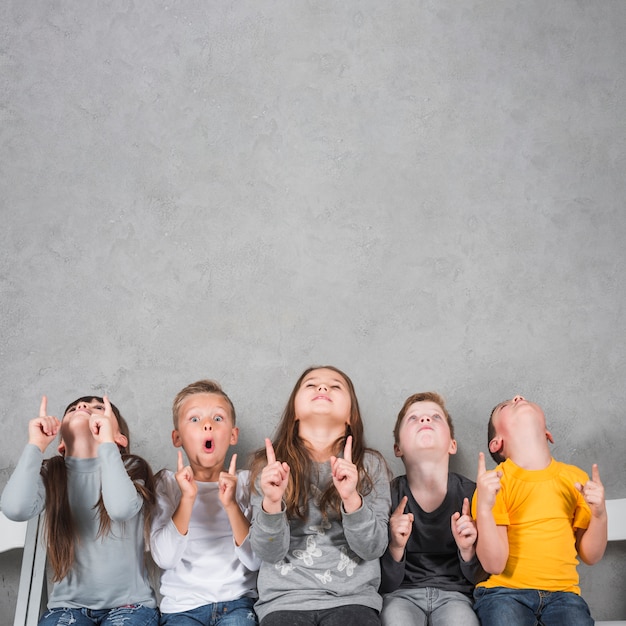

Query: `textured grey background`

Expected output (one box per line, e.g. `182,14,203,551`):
1,1,625,622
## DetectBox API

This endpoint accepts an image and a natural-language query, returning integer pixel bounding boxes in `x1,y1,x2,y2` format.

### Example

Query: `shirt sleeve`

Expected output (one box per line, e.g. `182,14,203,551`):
99,443,144,521
341,452,391,561
249,479,291,563
0,444,46,521
233,470,262,571
149,471,189,570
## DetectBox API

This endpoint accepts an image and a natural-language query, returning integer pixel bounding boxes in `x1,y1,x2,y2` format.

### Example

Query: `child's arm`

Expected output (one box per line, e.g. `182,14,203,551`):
387,496,414,563
98,397,145,521
379,494,412,594
260,438,290,514
171,451,197,535
2,397,61,519
575,463,607,565
150,468,190,570
451,497,477,563
475,452,509,574
249,439,291,563
340,450,391,561
218,454,250,546
330,436,362,513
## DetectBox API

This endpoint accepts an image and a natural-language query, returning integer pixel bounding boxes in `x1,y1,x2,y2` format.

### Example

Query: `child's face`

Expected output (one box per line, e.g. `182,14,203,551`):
394,400,456,459
59,398,127,454
489,395,553,457
172,392,238,477
293,368,352,427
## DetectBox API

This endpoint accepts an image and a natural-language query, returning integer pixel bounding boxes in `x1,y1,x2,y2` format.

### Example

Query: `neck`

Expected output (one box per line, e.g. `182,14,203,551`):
507,433,552,470
402,455,449,512
298,422,346,462
192,465,223,482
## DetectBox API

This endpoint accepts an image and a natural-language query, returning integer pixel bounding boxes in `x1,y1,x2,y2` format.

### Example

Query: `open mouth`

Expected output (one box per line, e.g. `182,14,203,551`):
204,439,214,451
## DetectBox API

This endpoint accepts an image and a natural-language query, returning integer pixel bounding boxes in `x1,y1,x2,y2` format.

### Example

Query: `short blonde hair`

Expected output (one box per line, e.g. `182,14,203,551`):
172,380,236,429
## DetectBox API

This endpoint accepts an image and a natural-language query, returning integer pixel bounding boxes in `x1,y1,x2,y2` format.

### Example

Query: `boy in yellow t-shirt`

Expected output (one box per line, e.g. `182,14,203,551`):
472,395,607,625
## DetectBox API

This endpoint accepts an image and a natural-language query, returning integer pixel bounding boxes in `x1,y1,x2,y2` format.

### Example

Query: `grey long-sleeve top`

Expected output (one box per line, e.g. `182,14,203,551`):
1,443,156,610
250,451,391,622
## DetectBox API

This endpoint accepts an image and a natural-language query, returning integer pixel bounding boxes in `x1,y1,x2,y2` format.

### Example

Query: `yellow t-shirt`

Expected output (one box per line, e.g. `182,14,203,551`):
474,458,591,594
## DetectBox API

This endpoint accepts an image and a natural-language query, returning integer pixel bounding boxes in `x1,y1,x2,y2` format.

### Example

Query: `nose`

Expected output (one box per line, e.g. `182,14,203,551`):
203,421,212,430
512,395,525,403
419,415,431,422
76,401,90,410
317,383,328,391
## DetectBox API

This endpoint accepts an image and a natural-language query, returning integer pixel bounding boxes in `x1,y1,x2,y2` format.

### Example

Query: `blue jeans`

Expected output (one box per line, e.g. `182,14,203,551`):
473,587,594,626
381,587,478,626
39,605,159,626
160,598,257,626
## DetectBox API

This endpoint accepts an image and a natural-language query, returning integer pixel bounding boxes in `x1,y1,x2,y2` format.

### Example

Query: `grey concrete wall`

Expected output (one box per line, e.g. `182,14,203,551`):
1,0,625,622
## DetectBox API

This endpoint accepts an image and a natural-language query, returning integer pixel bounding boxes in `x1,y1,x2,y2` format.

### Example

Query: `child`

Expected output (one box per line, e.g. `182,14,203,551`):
249,365,391,626
0,395,158,626
379,391,485,626
473,394,607,625
150,380,259,625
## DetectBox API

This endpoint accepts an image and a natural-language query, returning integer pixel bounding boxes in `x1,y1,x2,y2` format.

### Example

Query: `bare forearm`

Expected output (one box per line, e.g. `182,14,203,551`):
476,515,508,574
577,515,608,565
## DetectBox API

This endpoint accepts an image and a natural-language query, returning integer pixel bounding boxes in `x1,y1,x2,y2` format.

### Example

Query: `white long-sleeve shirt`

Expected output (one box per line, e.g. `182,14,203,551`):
150,469,260,614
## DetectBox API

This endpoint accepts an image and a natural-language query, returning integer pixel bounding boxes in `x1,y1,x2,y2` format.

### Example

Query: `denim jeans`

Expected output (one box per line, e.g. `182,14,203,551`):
160,598,257,626
39,604,159,626
473,587,594,626
381,587,479,626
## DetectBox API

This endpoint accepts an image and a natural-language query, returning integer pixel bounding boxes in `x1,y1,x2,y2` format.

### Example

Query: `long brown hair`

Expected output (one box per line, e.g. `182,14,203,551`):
40,396,155,582
250,366,385,520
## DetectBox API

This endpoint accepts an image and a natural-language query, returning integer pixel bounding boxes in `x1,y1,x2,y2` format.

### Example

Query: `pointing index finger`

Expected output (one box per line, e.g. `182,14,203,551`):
265,438,276,464
39,396,48,417
344,435,353,464
393,495,409,517
228,453,237,475
103,395,113,417
177,450,184,472
477,452,487,478
591,463,601,484
462,497,470,516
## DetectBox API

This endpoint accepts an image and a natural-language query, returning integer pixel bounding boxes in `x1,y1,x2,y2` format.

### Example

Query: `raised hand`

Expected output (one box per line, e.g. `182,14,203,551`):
388,496,414,561
330,435,361,513
575,464,606,517
260,438,290,513
28,396,61,452
476,452,502,514
175,450,198,501
219,453,239,508
89,395,116,444
451,497,478,558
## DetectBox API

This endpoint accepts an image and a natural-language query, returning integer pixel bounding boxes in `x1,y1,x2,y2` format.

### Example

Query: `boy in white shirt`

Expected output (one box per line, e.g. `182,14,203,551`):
151,380,260,625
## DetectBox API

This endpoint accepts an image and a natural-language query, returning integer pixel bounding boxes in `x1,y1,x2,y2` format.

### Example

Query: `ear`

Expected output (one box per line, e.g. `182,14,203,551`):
393,443,402,458
546,429,554,444
448,438,458,455
114,432,128,449
57,440,66,456
172,429,183,448
230,426,239,445
489,436,503,455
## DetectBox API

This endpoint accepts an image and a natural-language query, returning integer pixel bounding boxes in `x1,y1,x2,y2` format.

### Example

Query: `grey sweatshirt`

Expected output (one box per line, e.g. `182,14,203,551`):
250,451,390,622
